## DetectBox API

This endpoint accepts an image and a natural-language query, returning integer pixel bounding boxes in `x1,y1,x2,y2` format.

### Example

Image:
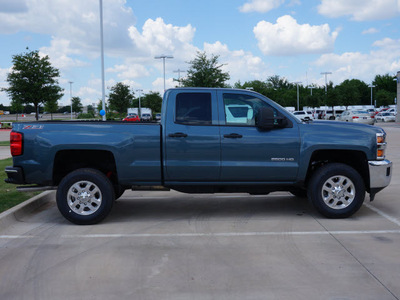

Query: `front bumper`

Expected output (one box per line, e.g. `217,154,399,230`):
369,160,392,189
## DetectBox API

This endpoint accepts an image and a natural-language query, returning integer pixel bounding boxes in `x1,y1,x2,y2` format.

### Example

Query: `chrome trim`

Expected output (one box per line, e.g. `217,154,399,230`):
369,159,392,189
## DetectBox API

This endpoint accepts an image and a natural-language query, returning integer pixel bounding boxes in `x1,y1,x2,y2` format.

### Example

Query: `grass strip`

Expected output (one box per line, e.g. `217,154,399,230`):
0,158,40,213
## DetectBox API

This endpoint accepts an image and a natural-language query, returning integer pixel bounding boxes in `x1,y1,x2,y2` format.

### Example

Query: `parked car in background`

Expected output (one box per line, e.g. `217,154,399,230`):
141,113,152,121
375,112,396,122
122,114,140,122
292,111,313,121
334,110,344,119
387,108,397,116
323,110,335,120
338,110,375,125
155,113,161,121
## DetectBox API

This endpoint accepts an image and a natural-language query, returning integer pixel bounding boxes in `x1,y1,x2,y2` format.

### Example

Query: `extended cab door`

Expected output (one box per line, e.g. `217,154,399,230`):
163,90,220,182
218,91,300,182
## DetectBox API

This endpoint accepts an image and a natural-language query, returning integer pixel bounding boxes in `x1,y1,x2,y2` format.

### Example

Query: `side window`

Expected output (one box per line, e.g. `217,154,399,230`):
175,93,212,125
223,93,277,126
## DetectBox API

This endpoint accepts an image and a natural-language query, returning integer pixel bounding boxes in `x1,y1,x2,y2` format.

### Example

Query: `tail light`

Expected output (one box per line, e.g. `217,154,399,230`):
10,132,23,156
352,116,359,119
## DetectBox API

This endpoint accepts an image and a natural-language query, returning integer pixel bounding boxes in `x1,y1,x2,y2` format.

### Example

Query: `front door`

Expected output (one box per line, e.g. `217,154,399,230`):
218,91,300,182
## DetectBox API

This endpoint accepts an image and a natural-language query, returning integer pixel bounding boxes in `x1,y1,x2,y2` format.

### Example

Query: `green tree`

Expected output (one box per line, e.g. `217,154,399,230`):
375,90,394,107
10,99,24,121
71,96,83,114
108,82,134,114
181,51,230,87
44,98,58,120
373,73,397,94
141,91,163,114
1,49,63,120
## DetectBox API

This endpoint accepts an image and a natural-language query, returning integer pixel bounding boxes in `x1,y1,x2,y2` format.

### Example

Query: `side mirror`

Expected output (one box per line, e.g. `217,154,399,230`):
256,107,275,130
256,107,290,130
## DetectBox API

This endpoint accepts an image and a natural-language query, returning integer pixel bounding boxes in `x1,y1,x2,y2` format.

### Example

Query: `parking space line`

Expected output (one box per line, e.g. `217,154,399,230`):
60,230,400,239
2,229,400,240
364,203,400,227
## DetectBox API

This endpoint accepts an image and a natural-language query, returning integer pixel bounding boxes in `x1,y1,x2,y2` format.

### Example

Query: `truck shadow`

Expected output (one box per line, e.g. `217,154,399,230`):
106,193,312,224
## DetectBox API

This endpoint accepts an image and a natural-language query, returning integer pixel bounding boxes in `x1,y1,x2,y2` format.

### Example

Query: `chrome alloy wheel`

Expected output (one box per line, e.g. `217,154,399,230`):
321,175,355,210
67,180,102,215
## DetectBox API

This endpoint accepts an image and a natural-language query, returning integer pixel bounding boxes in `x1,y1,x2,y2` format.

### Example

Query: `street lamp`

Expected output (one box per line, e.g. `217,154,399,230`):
321,72,332,94
99,0,106,121
308,85,314,96
136,89,143,118
368,84,376,106
68,81,73,120
293,81,302,111
155,55,174,91
173,69,185,87
321,72,332,108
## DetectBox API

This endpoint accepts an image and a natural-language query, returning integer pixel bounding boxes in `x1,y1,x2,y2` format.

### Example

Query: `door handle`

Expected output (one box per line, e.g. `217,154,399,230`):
223,133,243,139
168,132,188,138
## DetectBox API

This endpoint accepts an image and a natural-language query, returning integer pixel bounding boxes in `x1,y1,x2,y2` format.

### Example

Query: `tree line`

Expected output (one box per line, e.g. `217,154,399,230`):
1,49,397,121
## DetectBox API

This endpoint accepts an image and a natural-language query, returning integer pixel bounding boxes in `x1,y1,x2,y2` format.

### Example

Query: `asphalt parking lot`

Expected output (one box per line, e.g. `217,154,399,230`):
0,123,400,300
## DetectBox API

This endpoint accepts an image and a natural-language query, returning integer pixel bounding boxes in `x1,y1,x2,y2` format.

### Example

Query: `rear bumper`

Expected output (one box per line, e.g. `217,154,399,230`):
4,166,25,184
369,160,392,189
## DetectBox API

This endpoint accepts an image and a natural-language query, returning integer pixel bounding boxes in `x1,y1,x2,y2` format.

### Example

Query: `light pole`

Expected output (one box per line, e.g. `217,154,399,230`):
321,72,332,108
293,82,302,111
308,85,314,96
68,81,73,120
368,84,376,106
99,0,106,121
173,69,185,87
321,72,332,94
395,72,400,122
136,89,143,118
155,55,174,91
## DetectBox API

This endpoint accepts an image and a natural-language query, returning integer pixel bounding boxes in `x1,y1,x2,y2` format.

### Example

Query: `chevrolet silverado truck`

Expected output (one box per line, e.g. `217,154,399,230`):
5,88,393,224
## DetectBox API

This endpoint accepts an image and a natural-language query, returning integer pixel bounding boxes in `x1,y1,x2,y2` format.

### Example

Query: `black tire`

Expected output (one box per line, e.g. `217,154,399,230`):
56,168,115,225
308,163,365,218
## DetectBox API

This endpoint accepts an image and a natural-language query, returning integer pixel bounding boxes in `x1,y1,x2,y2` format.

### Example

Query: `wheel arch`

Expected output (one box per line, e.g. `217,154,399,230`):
53,149,118,186
304,149,370,192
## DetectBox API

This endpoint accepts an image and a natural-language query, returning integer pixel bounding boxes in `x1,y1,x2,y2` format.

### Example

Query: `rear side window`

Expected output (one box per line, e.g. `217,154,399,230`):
175,93,212,125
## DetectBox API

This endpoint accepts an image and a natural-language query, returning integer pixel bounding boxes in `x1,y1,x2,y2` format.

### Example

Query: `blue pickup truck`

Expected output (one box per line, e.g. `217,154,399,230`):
5,88,392,224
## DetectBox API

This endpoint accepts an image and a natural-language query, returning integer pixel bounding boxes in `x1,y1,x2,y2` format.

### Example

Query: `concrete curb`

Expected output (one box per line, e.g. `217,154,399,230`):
0,190,56,231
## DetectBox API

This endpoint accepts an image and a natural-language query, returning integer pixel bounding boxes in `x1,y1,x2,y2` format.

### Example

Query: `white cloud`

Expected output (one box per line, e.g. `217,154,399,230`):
254,15,338,55
362,27,379,34
203,41,270,84
106,63,150,79
0,0,136,56
239,0,285,13
128,17,197,61
318,0,400,21
314,38,400,84
39,38,89,70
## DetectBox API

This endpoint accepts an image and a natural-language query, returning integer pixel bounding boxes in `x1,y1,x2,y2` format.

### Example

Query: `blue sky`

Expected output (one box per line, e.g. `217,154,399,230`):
0,0,399,106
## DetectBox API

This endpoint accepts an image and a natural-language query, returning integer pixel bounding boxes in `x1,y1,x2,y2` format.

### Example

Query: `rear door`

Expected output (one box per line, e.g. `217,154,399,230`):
164,90,221,182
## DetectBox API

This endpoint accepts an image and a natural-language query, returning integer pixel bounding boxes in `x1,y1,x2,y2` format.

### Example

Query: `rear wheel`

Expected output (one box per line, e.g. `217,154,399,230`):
56,168,114,225
308,163,365,218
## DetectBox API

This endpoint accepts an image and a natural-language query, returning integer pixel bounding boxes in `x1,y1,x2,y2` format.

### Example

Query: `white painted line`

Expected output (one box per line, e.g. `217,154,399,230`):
61,230,400,239
0,235,34,239
364,203,400,227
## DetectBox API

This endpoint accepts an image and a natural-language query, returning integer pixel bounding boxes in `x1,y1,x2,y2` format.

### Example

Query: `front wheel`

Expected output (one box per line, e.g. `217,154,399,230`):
308,163,365,218
56,168,115,225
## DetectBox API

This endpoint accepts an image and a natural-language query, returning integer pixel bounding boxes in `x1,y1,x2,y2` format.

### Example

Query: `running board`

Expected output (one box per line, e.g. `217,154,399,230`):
131,186,170,191
17,186,57,192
